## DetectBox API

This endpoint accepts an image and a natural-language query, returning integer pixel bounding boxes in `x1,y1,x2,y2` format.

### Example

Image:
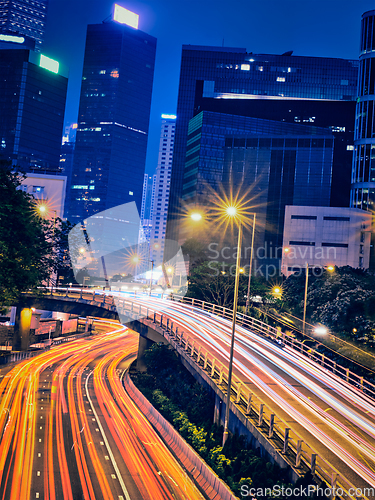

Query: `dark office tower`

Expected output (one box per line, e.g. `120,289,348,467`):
351,10,375,212
166,45,358,245
181,111,333,269
0,46,67,173
0,0,48,51
67,5,156,224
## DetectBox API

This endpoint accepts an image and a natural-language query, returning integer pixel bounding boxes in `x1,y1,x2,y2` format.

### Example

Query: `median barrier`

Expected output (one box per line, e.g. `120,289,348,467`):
123,372,238,500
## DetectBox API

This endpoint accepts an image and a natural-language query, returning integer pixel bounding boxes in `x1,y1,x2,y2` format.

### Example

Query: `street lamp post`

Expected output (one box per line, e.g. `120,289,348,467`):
190,199,253,446
223,222,242,446
245,212,256,315
149,259,154,296
302,263,334,335
302,262,309,335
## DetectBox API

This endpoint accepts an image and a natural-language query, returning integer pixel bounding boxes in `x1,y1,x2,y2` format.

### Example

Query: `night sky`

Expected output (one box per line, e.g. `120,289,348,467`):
43,0,375,174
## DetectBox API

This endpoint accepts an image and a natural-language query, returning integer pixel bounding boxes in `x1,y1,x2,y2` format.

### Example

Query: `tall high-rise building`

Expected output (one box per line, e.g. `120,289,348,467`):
351,9,375,268
67,5,156,224
150,114,175,263
139,172,156,243
351,9,375,212
0,46,68,173
181,111,334,269
166,45,358,245
0,0,48,51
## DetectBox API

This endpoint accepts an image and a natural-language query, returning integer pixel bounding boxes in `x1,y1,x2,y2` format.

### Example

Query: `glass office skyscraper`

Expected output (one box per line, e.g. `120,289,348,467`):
0,48,67,173
351,9,375,212
166,45,358,244
181,111,333,269
67,14,156,223
0,0,48,51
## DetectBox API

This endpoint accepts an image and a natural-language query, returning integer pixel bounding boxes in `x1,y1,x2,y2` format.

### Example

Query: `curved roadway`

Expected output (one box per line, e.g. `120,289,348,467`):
127,295,375,498
0,321,205,500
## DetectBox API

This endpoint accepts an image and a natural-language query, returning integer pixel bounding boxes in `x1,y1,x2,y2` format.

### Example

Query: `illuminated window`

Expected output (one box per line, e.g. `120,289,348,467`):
39,54,59,74
129,191,133,195
113,4,139,29
110,70,119,78
241,64,250,71
277,76,285,82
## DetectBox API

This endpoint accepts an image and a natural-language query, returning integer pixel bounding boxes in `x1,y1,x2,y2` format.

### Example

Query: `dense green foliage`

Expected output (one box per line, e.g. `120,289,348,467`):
0,165,55,312
131,344,297,498
185,260,269,308
283,266,375,342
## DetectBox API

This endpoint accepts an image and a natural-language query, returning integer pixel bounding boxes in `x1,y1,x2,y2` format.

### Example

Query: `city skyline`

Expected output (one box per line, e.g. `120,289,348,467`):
43,0,375,175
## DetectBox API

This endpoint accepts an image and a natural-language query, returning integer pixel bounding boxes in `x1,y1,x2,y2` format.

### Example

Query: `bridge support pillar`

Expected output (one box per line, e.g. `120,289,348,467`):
213,393,223,426
13,307,32,351
136,335,154,372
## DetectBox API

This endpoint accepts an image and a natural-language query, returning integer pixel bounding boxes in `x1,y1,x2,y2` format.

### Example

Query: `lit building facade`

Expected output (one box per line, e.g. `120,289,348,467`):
139,172,156,243
150,114,175,263
19,172,67,218
166,45,358,245
67,9,156,224
0,0,48,51
351,10,375,212
0,47,67,173
282,206,372,276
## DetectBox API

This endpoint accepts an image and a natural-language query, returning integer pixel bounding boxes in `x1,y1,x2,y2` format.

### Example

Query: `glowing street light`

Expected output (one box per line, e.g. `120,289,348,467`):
226,206,237,217
314,326,328,335
189,190,256,445
190,212,203,222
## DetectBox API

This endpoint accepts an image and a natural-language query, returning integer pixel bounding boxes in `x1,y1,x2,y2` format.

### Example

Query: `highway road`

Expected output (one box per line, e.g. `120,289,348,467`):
126,295,375,498
0,321,205,500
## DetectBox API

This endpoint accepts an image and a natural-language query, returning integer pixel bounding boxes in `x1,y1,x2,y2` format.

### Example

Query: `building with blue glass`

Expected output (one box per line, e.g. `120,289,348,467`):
0,47,67,173
66,9,156,224
351,9,375,213
166,45,358,246
0,0,48,51
181,111,334,269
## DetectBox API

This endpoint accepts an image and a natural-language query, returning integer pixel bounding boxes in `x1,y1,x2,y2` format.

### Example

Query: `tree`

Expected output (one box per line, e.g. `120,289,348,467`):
283,266,375,341
186,261,268,308
0,164,55,312
53,218,77,285
181,238,208,269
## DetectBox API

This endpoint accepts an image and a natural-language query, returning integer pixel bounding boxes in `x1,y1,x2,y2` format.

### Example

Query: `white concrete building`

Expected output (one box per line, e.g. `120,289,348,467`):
281,206,372,277
20,173,67,218
150,114,176,264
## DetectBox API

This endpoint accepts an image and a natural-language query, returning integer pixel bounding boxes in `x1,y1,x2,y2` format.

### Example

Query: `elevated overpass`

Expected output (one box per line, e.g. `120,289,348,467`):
10,288,375,499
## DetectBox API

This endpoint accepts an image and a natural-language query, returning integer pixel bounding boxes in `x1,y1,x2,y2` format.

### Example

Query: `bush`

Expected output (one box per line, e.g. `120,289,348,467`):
131,344,296,498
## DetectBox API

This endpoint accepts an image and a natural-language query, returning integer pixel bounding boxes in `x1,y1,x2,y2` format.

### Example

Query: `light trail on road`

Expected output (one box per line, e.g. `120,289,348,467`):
0,322,205,500
128,295,375,496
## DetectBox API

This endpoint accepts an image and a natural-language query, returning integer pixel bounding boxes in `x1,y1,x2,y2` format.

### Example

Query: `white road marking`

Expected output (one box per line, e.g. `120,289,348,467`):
85,373,132,500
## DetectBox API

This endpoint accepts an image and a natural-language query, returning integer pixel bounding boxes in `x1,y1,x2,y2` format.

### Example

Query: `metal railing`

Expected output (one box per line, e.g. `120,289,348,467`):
117,300,368,500
171,294,375,401
38,287,375,401
33,288,372,499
